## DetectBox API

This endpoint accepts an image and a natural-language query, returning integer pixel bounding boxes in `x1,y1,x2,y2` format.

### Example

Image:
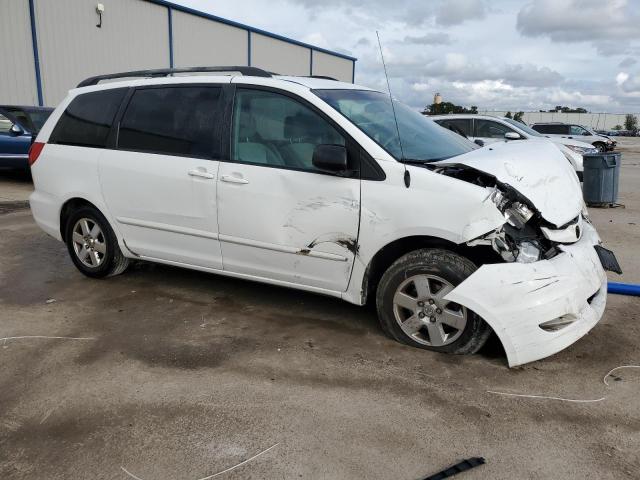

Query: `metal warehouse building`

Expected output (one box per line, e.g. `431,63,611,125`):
0,0,357,107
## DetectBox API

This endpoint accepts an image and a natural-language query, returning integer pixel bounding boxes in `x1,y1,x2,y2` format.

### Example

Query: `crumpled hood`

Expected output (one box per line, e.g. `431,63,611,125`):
437,140,583,227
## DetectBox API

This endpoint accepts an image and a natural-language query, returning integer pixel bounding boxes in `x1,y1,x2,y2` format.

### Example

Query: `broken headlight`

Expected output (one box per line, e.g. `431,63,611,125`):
490,190,534,229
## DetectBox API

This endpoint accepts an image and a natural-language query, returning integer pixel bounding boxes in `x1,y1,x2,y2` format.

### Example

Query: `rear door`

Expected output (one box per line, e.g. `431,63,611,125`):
99,83,225,269
216,86,360,291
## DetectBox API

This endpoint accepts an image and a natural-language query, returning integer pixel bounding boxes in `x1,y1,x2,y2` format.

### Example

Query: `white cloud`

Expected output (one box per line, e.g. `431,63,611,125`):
517,0,640,55
435,0,487,26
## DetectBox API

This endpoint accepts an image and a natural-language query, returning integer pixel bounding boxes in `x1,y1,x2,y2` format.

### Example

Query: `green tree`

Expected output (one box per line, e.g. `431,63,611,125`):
513,111,525,123
613,124,623,130
624,114,638,131
505,111,513,119
422,102,479,115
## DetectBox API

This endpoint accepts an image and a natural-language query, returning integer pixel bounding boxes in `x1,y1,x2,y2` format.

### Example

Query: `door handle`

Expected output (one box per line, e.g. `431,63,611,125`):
220,174,249,184
188,168,214,179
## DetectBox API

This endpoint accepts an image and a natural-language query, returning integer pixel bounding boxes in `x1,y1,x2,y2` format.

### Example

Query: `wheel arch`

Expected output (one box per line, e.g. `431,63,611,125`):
359,235,501,305
59,197,104,242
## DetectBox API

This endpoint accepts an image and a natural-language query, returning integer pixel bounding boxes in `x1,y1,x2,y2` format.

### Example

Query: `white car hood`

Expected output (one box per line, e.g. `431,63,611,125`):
437,140,583,227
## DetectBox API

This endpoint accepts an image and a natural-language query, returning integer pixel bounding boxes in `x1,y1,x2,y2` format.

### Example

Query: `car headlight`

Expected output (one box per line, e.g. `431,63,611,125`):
566,144,597,155
490,190,534,229
505,202,534,229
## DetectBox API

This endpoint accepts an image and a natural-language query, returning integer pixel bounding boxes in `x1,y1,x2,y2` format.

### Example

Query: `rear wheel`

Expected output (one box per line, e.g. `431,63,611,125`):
376,248,491,355
65,206,129,278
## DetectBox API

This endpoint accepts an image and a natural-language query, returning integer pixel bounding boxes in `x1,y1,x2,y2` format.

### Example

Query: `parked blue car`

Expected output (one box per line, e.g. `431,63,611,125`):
0,106,53,170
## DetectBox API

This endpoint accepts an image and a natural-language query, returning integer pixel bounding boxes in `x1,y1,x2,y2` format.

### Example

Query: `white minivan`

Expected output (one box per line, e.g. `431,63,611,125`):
29,67,620,367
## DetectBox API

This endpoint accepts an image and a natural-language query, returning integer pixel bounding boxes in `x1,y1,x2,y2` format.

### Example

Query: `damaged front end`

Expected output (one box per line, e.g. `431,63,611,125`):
436,164,578,265
430,162,609,367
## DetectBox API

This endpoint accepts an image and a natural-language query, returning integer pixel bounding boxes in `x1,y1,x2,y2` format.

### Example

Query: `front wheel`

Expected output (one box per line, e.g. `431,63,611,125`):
594,142,606,152
376,249,491,355
64,206,130,278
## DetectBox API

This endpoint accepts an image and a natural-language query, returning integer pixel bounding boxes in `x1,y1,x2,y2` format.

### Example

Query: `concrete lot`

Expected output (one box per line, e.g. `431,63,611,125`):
1,140,639,479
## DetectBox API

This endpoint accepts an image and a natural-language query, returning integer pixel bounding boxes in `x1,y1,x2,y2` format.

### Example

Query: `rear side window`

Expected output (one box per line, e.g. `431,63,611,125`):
436,119,472,137
534,124,568,134
118,86,221,158
50,89,126,148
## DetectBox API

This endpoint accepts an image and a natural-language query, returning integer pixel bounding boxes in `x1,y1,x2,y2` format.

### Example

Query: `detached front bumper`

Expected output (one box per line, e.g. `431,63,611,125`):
446,221,607,367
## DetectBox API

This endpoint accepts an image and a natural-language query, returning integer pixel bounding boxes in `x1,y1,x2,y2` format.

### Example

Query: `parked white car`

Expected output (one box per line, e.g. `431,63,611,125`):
431,114,597,181
29,67,619,367
530,122,616,152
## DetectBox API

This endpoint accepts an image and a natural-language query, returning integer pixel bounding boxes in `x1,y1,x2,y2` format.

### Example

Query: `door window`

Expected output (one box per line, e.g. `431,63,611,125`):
437,119,472,137
118,86,221,158
475,119,514,138
570,125,588,136
231,89,345,172
49,88,127,148
0,114,12,135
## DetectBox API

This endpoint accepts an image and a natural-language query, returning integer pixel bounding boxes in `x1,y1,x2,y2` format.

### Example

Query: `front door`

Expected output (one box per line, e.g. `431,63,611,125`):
474,118,518,144
217,87,360,291
99,85,224,269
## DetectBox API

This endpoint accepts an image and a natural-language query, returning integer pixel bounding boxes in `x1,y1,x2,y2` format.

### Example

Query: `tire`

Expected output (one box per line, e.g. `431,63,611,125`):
594,142,606,152
64,205,129,278
376,248,491,355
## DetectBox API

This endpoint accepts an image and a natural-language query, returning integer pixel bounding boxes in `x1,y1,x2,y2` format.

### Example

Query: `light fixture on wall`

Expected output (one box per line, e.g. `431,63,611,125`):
96,3,104,28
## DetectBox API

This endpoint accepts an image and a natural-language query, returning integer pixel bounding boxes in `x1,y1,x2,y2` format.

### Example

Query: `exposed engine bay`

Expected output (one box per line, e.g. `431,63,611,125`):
431,164,584,264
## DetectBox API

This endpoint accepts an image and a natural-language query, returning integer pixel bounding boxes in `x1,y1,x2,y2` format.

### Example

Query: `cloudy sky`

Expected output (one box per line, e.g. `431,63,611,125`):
176,0,639,113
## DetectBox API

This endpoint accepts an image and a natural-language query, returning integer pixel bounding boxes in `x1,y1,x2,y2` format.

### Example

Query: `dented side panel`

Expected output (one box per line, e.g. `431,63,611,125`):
343,160,506,305
217,162,360,291
443,221,607,367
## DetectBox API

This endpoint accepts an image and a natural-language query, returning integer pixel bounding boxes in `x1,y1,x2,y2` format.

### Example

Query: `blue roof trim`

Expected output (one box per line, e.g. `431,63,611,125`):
143,0,357,62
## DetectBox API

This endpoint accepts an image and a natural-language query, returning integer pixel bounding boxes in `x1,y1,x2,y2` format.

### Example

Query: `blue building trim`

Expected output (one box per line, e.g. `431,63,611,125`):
309,49,313,76
167,7,174,68
247,30,251,66
144,0,357,62
28,0,44,106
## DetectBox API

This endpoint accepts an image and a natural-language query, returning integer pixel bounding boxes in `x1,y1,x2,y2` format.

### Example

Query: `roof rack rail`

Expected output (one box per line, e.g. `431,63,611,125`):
305,75,339,81
77,66,272,88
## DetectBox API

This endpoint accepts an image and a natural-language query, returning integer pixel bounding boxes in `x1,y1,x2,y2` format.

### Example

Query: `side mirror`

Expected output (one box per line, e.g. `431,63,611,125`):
504,132,521,140
474,139,485,147
583,132,590,136
312,144,348,172
9,124,24,136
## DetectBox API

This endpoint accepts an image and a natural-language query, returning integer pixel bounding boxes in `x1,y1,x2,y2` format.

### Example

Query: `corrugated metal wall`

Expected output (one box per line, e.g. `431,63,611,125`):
34,0,169,106
312,51,353,82
172,10,248,67
479,111,639,131
0,1,38,105
251,33,310,76
1,0,356,107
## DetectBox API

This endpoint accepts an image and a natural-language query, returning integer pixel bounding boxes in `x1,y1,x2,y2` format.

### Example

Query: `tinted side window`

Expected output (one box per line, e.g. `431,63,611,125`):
570,125,588,135
548,124,569,134
231,88,345,171
0,114,12,135
50,89,126,148
532,124,549,133
437,119,472,137
118,86,220,158
475,119,513,138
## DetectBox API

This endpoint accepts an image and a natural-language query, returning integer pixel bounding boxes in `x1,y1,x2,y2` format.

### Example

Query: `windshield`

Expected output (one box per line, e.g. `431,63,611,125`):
502,117,542,137
314,89,475,162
